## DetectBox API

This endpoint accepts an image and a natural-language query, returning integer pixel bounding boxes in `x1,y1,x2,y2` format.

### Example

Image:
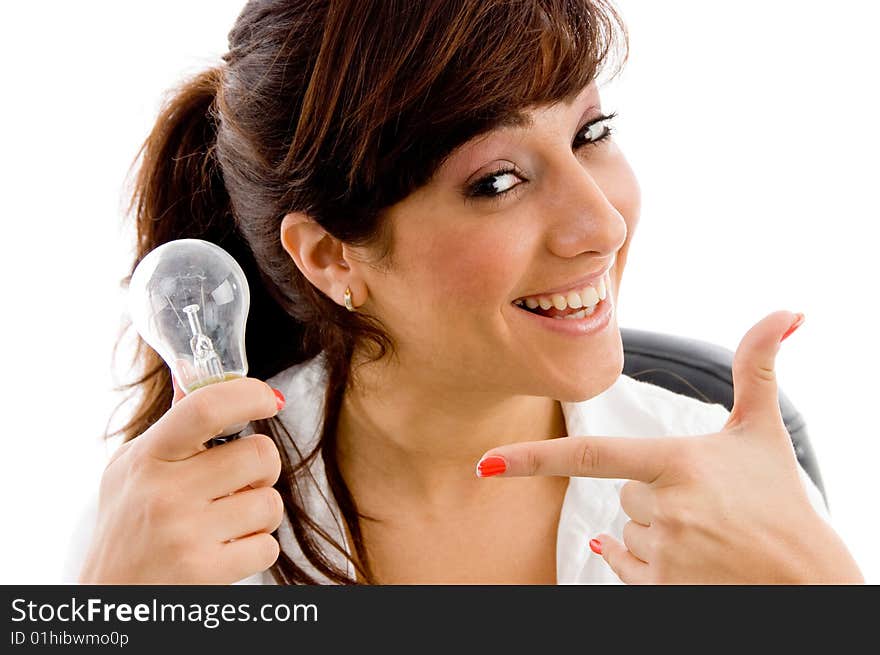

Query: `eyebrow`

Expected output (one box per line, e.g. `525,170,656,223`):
497,110,534,130
450,92,597,178
494,88,596,132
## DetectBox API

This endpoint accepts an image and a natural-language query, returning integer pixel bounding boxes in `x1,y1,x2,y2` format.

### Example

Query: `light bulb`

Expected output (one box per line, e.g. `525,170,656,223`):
128,238,251,439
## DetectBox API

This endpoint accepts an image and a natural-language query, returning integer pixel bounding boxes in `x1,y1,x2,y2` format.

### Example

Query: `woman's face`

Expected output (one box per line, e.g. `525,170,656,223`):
357,81,640,402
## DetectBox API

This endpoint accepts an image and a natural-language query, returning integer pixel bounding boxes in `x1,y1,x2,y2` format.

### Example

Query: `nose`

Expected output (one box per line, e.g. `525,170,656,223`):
545,164,627,259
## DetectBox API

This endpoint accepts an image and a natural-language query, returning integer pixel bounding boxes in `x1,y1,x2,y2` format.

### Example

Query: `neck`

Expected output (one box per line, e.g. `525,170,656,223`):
334,357,568,512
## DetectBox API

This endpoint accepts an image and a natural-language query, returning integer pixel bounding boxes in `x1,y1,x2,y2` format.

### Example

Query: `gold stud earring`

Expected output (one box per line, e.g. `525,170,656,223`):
343,286,356,312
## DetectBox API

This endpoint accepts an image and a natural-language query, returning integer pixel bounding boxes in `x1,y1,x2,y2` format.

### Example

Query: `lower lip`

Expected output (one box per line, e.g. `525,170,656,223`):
511,292,614,337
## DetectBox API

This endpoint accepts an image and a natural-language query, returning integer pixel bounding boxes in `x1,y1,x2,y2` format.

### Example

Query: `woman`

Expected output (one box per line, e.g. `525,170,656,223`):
72,0,863,584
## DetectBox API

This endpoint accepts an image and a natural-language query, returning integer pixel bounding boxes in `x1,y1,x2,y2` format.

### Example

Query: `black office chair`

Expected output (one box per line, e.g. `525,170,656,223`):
620,327,827,509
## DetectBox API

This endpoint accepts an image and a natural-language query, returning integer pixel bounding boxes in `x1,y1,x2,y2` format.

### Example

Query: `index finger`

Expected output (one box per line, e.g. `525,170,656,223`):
144,377,280,461
476,435,673,483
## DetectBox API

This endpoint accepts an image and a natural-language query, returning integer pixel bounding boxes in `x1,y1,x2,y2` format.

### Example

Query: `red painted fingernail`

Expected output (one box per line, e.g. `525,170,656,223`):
273,388,286,411
780,312,805,343
589,538,603,555
476,455,507,478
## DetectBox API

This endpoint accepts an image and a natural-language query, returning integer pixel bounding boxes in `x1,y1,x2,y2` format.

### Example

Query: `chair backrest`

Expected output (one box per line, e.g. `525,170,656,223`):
620,327,827,508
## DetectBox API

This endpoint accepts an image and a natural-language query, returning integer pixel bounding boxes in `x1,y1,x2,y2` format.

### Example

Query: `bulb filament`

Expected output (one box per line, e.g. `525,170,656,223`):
182,303,225,383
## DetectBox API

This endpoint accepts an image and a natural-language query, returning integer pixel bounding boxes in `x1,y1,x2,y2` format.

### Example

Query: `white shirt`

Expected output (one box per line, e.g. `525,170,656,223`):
64,350,831,584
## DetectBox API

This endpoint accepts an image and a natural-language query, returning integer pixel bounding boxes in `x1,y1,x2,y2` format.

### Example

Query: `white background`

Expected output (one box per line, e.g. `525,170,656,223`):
1,1,877,583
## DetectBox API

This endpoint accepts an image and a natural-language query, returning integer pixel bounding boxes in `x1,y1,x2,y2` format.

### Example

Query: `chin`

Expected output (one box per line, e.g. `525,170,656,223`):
550,331,625,403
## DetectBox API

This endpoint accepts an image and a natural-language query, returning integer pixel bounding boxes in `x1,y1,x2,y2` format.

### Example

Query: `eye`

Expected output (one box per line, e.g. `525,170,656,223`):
465,111,618,202
467,168,524,199
573,111,617,149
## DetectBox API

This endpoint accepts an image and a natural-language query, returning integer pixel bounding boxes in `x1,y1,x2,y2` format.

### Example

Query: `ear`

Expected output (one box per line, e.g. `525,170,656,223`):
280,211,366,309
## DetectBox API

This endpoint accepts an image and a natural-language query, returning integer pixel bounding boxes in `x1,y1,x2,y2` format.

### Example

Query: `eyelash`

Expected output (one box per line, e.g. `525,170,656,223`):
466,111,618,202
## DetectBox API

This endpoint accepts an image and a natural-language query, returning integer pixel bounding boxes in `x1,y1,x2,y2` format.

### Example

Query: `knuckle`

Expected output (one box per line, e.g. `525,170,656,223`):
754,365,777,384
141,488,178,525
523,448,540,476
733,356,777,386
665,501,695,532
186,390,220,435
574,439,600,474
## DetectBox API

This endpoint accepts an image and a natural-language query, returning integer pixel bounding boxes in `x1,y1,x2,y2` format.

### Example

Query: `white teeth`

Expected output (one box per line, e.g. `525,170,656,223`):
580,286,599,306
516,271,611,312
557,304,597,320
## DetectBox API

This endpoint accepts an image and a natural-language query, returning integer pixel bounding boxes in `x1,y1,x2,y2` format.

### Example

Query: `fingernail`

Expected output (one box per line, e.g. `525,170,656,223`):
476,455,507,478
780,312,805,343
589,538,603,555
273,388,286,411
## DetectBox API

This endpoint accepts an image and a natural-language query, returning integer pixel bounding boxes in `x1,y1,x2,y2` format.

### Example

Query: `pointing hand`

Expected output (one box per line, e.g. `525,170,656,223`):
476,311,863,584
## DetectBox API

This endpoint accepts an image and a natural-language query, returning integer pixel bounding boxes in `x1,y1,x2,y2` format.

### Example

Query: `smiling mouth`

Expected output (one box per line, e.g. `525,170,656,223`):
512,269,610,320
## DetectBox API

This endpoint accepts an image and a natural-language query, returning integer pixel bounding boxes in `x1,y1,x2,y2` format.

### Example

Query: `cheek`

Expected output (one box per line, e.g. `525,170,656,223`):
420,225,522,308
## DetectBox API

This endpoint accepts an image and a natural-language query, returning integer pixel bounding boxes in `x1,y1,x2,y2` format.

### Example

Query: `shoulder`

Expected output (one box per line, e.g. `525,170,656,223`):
245,352,330,452
265,351,329,391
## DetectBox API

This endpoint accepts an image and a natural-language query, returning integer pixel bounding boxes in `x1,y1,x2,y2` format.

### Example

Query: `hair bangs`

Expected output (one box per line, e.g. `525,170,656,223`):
476,0,629,120
335,0,629,209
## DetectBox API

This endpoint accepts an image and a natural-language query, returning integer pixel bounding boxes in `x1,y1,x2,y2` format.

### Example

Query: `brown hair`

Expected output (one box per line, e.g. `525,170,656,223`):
108,0,628,584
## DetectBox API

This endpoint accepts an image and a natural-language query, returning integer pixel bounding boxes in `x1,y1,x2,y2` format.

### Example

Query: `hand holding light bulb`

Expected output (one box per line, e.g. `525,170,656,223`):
79,239,288,583
79,377,286,583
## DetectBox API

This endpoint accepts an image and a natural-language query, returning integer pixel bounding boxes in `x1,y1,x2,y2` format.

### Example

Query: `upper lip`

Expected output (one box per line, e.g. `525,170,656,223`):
514,257,615,300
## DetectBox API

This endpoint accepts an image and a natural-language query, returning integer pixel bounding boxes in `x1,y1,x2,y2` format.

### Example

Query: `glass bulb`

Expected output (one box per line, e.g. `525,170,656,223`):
128,238,251,438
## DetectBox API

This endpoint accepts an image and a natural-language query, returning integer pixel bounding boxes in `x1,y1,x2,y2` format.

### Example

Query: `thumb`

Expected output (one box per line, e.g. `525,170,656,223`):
589,534,646,585
725,310,804,431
